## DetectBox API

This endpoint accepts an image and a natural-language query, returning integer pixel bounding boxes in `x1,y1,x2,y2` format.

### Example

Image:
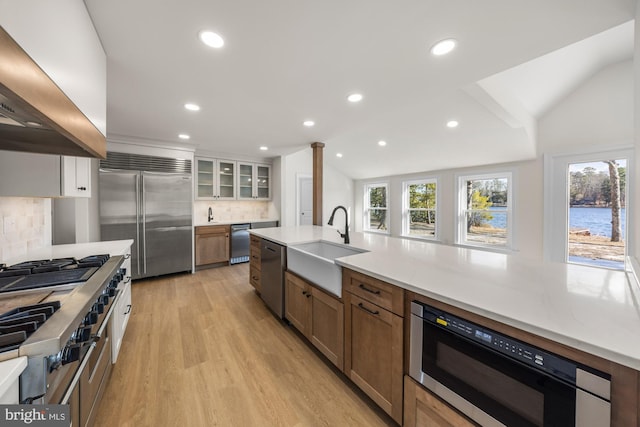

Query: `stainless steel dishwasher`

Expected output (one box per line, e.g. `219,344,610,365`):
230,223,250,264
260,239,286,318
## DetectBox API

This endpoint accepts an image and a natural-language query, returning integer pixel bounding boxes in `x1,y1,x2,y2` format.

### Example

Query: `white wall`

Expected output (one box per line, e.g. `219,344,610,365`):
634,3,640,262
354,59,633,262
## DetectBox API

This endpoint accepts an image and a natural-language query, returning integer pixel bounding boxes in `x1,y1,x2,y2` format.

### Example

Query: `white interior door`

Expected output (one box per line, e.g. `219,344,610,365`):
298,176,313,225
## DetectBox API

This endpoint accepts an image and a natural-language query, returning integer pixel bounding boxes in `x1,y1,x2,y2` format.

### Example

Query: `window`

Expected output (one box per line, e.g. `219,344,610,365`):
457,173,512,248
403,179,437,239
364,182,389,233
567,159,627,269
545,149,631,270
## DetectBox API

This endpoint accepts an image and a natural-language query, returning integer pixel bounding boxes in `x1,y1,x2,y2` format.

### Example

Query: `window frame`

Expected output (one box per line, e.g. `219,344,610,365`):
544,147,633,267
402,177,439,241
363,182,390,234
456,171,513,250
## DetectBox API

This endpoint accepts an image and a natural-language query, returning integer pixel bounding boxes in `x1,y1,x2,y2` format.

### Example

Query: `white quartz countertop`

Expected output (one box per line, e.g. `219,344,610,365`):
2,240,134,265
0,356,27,400
194,218,279,227
250,226,640,370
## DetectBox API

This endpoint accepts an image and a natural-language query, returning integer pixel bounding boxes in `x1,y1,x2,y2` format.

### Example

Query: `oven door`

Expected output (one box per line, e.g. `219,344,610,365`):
412,317,575,427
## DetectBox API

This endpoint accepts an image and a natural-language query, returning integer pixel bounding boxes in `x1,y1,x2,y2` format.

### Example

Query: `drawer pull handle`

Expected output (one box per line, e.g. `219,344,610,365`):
358,302,379,315
359,283,381,295
302,291,307,295
252,276,259,280
124,305,132,315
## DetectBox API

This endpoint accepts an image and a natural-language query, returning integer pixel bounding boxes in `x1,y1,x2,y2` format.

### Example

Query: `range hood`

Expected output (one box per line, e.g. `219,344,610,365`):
0,26,106,158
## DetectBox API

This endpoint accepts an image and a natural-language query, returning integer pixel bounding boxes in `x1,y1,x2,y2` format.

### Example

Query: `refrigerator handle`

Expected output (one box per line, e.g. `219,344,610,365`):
142,173,147,274
135,174,141,277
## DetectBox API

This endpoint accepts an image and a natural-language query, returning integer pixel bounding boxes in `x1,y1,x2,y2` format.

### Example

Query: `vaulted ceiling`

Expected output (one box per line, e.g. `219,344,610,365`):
85,0,635,179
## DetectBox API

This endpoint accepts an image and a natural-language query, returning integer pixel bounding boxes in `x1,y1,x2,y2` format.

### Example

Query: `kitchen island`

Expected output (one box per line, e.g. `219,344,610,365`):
250,225,640,426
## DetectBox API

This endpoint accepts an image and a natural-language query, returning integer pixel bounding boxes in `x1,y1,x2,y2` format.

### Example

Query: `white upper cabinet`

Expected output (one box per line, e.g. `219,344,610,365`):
61,156,92,197
0,151,92,198
195,158,236,200
0,0,107,136
237,163,271,200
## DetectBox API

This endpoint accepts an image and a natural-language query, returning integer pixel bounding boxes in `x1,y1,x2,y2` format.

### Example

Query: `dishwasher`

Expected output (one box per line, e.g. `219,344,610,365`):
230,223,250,264
260,239,286,318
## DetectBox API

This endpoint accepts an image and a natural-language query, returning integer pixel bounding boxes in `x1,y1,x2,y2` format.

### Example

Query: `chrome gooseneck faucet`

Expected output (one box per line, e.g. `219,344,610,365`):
327,205,349,244
208,206,213,223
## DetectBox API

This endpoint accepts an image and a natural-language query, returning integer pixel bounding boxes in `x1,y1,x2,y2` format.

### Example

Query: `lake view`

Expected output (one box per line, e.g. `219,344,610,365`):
484,207,625,238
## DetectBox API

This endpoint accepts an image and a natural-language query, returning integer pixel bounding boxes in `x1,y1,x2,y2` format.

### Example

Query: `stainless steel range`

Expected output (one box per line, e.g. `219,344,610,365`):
0,254,126,427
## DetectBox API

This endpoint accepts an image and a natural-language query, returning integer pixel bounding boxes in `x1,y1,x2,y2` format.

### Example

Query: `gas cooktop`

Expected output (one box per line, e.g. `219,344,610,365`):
0,255,110,294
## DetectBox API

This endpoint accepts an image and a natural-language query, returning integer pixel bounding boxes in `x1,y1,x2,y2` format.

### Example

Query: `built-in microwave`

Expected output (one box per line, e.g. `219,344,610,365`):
409,301,611,427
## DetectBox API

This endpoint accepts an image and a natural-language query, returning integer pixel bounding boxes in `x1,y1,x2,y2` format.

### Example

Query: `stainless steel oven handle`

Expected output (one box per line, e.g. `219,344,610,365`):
97,289,120,338
60,342,97,405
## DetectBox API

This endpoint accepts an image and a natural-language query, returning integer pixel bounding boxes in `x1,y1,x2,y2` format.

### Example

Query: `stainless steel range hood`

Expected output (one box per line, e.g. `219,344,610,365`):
0,26,106,158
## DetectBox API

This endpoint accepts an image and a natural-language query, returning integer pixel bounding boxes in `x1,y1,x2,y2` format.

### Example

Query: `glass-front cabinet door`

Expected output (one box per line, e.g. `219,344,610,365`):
238,163,254,199
195,157,236,200
217,161,236,199
256,164,271,199
196,158,215,199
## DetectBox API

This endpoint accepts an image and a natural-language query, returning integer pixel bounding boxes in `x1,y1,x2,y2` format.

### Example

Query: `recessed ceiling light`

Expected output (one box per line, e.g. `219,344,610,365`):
303,120,315,127
178,134,190,140
347,93,363,103
184,103,200,111
336,153,343,158
431,38,457,56
446,120,459,128
378,140,387,146
260,146,268,151
199,31,224,48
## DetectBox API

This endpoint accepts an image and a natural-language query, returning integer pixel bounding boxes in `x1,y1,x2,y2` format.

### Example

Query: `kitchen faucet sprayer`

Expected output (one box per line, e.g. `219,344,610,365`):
327,205,350,244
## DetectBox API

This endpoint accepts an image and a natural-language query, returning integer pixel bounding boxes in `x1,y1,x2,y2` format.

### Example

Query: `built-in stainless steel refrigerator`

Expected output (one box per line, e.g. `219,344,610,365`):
99,152,192,280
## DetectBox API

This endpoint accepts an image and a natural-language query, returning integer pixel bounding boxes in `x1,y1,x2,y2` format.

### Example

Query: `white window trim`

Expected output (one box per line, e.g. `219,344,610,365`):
543,147,633,266
363,182,390,235
455,171,513,251
402,177,439,241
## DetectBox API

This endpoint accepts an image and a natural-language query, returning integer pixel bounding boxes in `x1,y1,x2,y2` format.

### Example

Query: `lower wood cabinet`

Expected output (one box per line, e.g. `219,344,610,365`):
404,376,477,427
343,268,404,425
249,235,261,292
284,271,344,370
195,225,230,267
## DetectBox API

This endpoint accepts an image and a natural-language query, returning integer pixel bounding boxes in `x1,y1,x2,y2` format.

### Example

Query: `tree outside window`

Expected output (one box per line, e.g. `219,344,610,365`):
458,173,511,248
403,179,437,239
364,183,388,233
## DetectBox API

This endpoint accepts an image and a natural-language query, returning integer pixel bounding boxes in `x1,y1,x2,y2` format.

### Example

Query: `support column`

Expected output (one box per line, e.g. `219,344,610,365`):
311,142,325,225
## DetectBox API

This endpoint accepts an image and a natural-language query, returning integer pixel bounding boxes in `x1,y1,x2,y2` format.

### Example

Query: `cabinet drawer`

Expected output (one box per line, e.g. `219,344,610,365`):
344,269,404,316
250,265,261,292
250,234,261,247
250,245,261,269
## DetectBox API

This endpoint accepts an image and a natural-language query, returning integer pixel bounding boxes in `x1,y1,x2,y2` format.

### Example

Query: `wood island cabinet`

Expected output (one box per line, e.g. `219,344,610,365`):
404,376,477,427
343,268,404,425
249,235,261,292
284,271,344,370
195,225,230,267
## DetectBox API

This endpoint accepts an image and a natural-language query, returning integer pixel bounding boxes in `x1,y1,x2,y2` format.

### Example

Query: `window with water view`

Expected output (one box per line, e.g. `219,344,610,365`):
568,159,626,269
458,173,511,248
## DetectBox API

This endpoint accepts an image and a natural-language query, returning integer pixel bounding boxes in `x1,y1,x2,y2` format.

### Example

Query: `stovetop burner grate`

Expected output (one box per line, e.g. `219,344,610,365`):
0,301,61,353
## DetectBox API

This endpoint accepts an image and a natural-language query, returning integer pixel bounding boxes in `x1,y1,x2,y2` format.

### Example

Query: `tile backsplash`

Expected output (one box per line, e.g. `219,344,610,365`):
0,198,51,262
194,200,277,224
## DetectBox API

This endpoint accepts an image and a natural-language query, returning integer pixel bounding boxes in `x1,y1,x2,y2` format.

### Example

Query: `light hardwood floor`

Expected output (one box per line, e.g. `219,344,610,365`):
94,264,396,426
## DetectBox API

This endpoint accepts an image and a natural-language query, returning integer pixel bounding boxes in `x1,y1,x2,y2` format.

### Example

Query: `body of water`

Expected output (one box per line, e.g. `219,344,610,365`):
568,207,625,237
483,207,625,238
